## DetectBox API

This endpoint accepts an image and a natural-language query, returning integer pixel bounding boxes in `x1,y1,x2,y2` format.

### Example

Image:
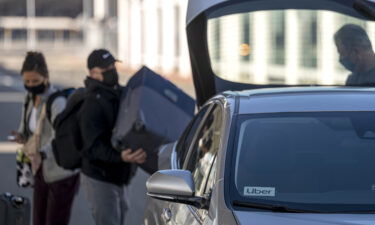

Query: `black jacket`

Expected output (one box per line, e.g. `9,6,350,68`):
79,77,131,185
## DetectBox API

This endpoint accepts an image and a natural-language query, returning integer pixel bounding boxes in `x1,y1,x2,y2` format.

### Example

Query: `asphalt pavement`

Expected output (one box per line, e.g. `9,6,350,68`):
0,69,150,225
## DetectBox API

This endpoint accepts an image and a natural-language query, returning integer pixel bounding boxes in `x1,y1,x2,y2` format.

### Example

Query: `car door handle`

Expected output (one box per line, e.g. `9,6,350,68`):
162,208,172,222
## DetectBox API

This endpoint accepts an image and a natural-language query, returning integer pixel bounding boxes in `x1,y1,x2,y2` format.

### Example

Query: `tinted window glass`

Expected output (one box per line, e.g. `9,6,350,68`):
232,112,375,213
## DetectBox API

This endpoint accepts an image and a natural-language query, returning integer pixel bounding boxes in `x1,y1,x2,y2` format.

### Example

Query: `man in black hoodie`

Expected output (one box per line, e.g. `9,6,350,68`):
80,49,146,225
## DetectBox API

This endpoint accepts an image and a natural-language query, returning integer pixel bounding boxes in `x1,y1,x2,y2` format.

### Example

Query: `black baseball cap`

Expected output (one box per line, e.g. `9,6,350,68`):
87,49,119,70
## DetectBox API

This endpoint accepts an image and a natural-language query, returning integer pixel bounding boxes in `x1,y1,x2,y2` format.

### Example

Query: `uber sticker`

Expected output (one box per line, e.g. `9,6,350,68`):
244,186,276,197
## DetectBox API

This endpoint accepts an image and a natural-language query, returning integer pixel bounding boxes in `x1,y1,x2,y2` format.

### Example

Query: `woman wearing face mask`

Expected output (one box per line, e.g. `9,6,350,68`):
11,52,79,225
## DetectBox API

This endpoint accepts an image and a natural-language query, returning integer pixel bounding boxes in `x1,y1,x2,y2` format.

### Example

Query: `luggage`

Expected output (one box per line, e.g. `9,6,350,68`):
0,193,30,225
112,66,195,174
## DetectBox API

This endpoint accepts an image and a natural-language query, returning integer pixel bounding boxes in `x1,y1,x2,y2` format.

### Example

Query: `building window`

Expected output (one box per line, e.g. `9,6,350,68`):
108,0,117,17
300,11,317,68
157,7,163,56
269,11,285,65
140,4,145,60
240,13,251,62
213,20,221,61
174,5,180,58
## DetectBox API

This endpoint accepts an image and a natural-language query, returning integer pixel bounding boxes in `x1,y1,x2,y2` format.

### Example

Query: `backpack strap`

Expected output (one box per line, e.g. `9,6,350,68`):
46,91,62,124
53,88,86,129
22,94,32,136
46,88,76,124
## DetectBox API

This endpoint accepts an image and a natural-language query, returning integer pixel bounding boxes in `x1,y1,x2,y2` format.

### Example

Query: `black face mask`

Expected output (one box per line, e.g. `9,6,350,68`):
24,82,47,95
102,68,119,87
339,56,356,72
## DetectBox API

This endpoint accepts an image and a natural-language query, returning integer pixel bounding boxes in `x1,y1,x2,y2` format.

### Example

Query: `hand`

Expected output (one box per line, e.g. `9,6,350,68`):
10,131,26,144
121,148,147,164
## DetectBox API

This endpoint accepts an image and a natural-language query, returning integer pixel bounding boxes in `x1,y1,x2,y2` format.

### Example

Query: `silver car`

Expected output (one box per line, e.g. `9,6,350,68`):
143,0,375,224
144,87,375,225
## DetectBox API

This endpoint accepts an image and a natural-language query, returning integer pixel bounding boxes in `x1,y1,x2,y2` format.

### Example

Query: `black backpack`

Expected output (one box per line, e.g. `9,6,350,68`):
50,88,86,170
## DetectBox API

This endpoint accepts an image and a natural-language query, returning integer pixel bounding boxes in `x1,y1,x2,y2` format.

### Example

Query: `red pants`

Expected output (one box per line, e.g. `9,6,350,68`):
33,167,79,225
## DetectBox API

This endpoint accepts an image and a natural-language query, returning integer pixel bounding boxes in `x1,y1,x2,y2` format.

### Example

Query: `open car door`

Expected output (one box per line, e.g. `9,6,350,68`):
186,0,375,106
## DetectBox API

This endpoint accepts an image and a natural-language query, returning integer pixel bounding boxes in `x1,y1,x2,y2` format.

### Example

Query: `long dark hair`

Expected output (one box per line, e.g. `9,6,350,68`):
20,51,49,78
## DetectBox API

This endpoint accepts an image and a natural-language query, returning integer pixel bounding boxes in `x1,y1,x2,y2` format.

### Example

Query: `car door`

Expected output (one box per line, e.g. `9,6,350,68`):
143,104,213,225
167,102,224,225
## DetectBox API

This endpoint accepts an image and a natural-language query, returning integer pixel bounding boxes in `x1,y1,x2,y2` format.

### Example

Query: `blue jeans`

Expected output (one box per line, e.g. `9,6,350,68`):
81,173,128,225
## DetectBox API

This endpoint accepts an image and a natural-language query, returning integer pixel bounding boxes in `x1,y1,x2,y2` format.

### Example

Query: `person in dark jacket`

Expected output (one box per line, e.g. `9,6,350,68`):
334,24,375,86
79,49,146,225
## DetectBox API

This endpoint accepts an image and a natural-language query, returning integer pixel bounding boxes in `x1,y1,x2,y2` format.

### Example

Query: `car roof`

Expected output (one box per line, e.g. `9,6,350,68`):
227,87,375,114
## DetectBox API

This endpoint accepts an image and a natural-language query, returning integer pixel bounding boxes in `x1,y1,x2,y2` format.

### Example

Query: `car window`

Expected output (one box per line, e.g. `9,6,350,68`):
185,104,223,197
196,156,218,222
204,156,217,196
176,105,211,168
232,112,375,213
207,5,375,87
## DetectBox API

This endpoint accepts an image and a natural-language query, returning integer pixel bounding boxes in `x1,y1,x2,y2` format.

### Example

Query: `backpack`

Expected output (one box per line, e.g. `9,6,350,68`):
50,88,86,170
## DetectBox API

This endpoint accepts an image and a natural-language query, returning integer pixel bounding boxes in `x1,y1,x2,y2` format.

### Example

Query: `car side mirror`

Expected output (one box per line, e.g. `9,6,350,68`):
146,170,209,209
